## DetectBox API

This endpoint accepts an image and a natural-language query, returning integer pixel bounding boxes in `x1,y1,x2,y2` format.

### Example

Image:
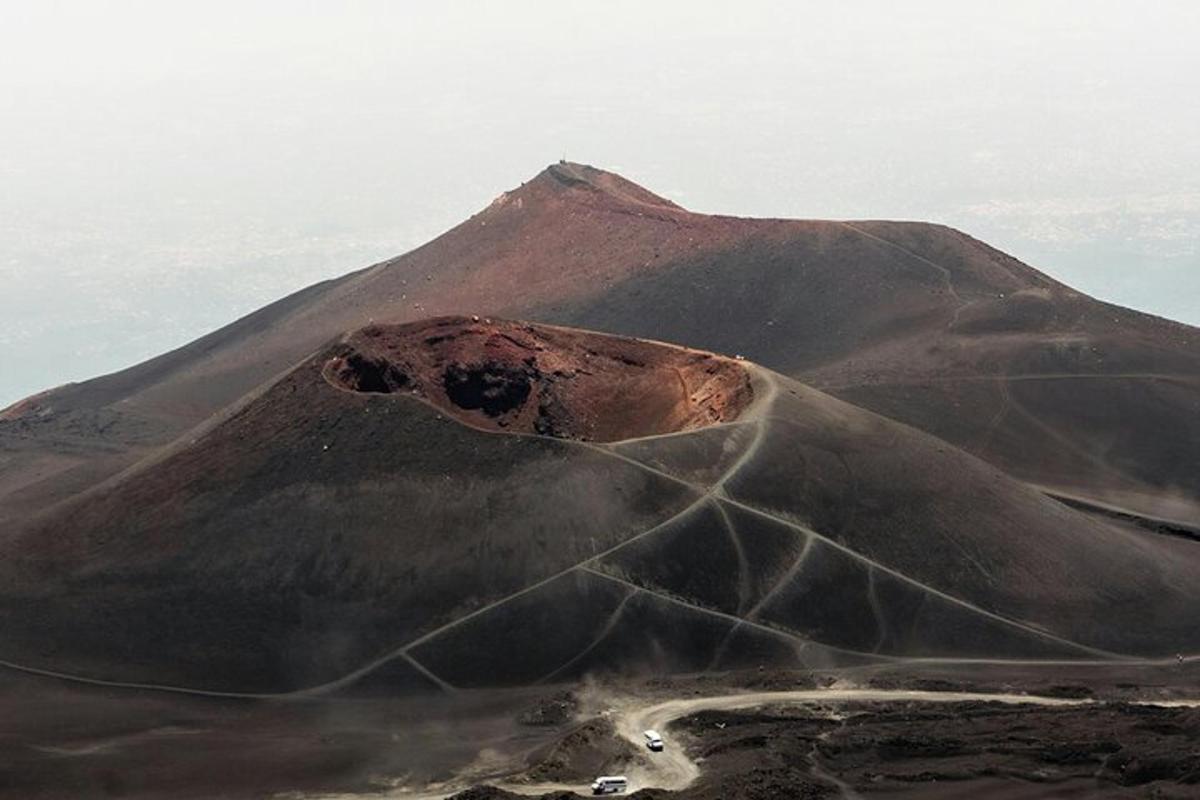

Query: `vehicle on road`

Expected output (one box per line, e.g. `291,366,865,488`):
591,775,628,794
643,729,664,751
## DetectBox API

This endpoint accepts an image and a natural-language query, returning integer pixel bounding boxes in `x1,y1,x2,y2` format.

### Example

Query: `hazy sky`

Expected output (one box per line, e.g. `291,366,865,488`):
2,1,1198,406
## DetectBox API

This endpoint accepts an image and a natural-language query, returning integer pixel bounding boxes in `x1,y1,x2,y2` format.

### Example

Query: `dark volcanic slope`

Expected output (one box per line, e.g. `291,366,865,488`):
540,222,1200,524
3,163,1197,527
2,318,1197,694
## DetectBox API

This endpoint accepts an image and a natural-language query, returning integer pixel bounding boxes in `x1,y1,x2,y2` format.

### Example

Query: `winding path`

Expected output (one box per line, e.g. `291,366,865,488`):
0,368,1194,699
609,688,1091,794
346,687,1116,800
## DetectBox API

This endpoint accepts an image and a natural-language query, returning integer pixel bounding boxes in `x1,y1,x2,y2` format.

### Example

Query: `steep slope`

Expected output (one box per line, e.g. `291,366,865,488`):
0,163,740,524
543,221,1200,523
2,318,1198,694
2,162,1198,528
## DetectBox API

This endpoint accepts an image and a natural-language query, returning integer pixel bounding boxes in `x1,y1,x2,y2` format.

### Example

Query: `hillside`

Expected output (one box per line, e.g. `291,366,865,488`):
2,162,1197,531
2,318,1197,694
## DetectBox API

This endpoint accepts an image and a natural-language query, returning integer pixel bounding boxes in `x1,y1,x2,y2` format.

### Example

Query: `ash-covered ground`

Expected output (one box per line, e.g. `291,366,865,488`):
649,696,1199,799
453,663,1200,800
4,662,1199,799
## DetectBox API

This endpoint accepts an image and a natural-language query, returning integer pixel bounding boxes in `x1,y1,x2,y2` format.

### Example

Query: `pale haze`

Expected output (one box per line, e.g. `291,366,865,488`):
2,0,1197,407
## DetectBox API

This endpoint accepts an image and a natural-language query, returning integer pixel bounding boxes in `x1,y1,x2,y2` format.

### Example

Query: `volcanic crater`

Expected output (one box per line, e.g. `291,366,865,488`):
323,316,754,442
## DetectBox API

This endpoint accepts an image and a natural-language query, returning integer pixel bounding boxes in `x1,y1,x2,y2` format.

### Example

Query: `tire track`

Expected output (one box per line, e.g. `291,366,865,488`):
839,222,970,329
714,501,753,616
580,566,874,662
744,530,815,621
536,587,639,685
593,399,1122,658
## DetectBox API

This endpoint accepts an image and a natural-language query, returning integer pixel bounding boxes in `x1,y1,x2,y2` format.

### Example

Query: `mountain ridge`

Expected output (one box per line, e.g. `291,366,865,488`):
1,162,1197,529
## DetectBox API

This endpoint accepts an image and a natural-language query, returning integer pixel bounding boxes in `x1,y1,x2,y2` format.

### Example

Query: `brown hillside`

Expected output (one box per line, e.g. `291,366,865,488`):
4,319,1198,694
2,162,1197,528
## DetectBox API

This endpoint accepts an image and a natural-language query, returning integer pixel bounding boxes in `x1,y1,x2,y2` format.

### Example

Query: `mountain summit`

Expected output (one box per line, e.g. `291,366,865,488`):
512,161,685,211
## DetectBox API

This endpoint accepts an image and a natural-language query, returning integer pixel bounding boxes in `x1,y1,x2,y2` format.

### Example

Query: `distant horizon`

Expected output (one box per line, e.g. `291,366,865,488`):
2,1,1197,406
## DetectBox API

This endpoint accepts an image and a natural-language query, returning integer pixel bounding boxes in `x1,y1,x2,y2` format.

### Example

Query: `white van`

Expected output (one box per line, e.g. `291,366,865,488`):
590,775,628,795
643,729,664,751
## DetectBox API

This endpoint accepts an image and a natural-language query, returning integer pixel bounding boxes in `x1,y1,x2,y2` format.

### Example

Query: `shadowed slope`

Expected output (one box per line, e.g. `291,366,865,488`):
538,220,1200,521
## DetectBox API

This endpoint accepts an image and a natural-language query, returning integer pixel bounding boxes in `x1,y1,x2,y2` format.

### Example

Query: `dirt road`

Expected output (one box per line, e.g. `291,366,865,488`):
327,687,1099,799
606,688,1092,794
